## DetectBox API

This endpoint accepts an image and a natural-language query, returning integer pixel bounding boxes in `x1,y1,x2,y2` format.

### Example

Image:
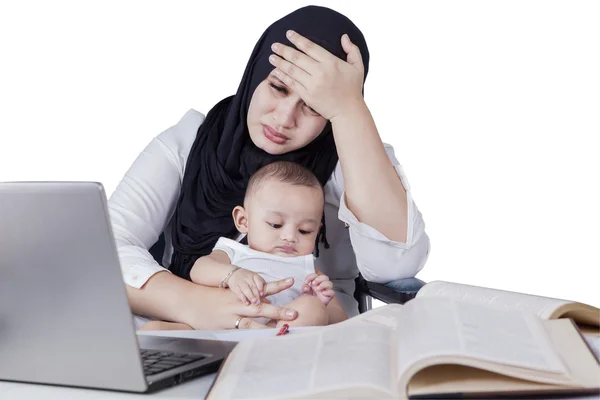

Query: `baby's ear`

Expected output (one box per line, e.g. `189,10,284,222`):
232,205,248,233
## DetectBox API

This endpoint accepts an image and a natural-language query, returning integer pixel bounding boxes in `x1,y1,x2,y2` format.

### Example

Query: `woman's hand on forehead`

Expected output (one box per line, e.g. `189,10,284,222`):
268,30,365,121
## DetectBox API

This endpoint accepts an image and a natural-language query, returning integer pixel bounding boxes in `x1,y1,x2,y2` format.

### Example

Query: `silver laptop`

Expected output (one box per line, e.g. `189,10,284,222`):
0,181,235,393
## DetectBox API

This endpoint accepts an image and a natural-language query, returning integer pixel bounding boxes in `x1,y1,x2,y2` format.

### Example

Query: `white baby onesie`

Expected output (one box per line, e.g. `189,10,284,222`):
213,237,316,312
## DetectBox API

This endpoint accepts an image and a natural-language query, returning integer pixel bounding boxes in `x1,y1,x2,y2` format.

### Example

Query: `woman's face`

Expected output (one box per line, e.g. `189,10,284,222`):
247,71,328,155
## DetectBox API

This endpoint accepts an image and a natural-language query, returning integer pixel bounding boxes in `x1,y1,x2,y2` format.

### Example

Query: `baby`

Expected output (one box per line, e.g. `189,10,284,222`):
190,160,347,328
139,161,347,331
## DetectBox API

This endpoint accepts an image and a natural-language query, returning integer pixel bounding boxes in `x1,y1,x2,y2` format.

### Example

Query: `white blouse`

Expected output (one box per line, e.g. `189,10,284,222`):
108,109,430,317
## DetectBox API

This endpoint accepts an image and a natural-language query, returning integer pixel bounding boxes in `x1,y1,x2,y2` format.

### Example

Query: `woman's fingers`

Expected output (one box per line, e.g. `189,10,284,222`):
340,33,364,73
236,317,269,330
283,30,330,62
264,277,294,296
271,35,320,72
234,301,297,322
270,67,308,98
269,53,310,89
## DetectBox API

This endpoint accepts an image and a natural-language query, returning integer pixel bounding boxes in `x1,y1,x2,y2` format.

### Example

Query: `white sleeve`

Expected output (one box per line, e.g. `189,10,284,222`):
107,109,204,288
211,237,238,263
326,143,430,283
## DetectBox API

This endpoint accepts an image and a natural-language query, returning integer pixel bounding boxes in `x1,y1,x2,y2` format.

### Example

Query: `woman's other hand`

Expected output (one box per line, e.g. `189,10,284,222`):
268,30,365,121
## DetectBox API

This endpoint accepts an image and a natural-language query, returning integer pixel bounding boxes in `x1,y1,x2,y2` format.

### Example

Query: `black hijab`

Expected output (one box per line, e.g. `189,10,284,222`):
169,6,370,280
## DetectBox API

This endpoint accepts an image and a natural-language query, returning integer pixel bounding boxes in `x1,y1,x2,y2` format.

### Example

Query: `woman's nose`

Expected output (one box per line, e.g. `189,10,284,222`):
273,100,297,129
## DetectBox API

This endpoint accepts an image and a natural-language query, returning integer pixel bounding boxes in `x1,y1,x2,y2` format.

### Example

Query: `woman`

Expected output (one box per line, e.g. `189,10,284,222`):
108,5,430,330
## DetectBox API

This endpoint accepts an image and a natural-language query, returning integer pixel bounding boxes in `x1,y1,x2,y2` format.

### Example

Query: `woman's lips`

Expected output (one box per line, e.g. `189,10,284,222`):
263,125,289,145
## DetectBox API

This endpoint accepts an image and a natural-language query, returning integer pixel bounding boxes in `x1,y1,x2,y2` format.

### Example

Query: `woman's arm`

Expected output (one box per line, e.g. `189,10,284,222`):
326,147,430,283
268,31,429,284
127,270,298,329
330,102,408,243
108,110,204,289
268,32,408,242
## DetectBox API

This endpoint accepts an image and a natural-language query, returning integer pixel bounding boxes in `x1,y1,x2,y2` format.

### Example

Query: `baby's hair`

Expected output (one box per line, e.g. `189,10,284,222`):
245,161,324,203
245,161,329,257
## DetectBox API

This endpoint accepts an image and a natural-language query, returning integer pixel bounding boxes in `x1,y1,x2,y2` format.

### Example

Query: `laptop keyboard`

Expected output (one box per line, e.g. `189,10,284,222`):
141,349,207,376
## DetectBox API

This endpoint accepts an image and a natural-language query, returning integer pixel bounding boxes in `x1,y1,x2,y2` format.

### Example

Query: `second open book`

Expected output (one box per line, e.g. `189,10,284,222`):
207,281,600,400
415,280,599,331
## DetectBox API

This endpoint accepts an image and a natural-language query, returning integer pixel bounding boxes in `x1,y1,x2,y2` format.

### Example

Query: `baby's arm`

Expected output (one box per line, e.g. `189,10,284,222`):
325,296,348,324
190,251,266,305
189,250,234,287
304,269,348,324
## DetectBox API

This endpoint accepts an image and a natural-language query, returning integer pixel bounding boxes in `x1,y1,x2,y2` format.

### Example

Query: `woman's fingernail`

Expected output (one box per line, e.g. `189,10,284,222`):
285,278,293,284
285,310,296,318
269,54,276,64
286,30,294,39
271,43,279,51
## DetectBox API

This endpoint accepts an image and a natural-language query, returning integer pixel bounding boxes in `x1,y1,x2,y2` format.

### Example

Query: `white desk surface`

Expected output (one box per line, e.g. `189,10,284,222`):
0,374,215,399
2,329,599,400
4,376,600,400
0,328,306,400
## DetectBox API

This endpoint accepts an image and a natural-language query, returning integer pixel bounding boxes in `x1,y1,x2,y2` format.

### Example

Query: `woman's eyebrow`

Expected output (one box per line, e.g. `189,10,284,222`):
271,75,288,88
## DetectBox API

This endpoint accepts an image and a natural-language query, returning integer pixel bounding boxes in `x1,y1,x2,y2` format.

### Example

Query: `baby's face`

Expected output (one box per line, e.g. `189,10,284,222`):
244,180,324,257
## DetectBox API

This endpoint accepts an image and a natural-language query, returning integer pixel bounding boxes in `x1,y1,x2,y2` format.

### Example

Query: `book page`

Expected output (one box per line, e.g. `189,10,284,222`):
210,324,396,399
395,297,568,386
583,333,600,361
338,303,405,330
417,280,571,319
409,320,600,399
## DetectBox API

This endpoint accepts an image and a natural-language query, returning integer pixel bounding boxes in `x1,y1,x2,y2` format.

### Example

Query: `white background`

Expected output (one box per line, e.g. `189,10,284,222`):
1,1,598,306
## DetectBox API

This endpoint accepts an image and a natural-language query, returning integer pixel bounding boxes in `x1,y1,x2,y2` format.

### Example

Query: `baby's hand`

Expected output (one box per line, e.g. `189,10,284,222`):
226,268,266,305
303,273,335,306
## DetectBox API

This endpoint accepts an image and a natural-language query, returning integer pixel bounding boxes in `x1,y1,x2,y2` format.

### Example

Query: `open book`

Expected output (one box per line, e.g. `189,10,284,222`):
415,280,599,333
207,297,600,399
